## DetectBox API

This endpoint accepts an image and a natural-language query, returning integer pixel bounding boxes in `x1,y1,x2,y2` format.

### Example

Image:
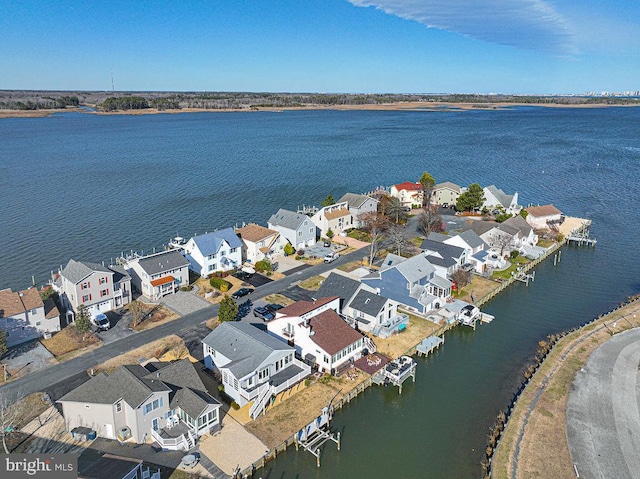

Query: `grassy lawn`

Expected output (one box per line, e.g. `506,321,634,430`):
246,373,367,448
338,260,366,272
92,335,186,375
491,262,518,280
536,239,555,248
371,312,440,358
455,275,499,303
132,304,179,331
346,229,371,242
41,326,101,359
298,275,325,291
263,293,296,306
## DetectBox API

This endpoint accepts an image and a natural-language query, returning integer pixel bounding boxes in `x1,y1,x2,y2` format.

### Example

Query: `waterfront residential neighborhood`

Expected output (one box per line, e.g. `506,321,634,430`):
0,176,595,478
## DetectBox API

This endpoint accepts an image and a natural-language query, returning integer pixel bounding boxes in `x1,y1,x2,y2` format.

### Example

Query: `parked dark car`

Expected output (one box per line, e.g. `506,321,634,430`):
253,306,275,321
265,303,284,313
231,287,254,299
235,270,253,281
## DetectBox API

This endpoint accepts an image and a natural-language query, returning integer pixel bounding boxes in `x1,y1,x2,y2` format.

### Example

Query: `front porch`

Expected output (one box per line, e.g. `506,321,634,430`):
150,276,178,300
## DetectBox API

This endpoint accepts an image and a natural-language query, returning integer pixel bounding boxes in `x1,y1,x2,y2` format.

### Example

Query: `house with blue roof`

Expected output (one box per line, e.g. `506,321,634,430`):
361,253,452,315
183,228,243,276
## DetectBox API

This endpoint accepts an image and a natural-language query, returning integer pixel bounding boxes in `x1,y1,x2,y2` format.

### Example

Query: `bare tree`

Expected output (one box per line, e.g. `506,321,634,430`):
0,389,25,453
416,206,445,236
128,300,146,328
385,223,413,257
493,231,515,257
360,212,390,267
450,268,472,290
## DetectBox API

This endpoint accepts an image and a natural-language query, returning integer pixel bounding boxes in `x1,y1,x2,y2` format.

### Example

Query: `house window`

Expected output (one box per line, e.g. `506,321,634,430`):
82,294,90,302
142,397,163,415
220,250,226,257
258,368,268,380
207,409,218,423
230,247,237,253
298,231,302,237
35,321,41,326
99,277,107,285
31,309,37,315
115,401,122,413
100,289,109,297
81,281,90,289
223,372,229,384
233,379,238,390
309,228,314,233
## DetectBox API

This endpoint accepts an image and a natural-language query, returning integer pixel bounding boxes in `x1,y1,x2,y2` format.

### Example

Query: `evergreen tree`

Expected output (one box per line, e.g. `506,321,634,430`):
75,304,90,335
456,183,485,211
218,296,238,322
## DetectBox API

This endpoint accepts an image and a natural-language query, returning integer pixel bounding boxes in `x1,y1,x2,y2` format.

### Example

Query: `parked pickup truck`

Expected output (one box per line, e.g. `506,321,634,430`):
90,312,111,331
324,252,340,263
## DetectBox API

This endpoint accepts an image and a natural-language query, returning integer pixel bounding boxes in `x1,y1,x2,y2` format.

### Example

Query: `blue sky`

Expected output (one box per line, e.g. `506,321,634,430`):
1,0,639,94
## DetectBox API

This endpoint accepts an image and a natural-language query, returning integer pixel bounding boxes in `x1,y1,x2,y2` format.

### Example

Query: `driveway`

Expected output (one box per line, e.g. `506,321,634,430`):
160,291,212,316
3,340,56,377
566,328,640,479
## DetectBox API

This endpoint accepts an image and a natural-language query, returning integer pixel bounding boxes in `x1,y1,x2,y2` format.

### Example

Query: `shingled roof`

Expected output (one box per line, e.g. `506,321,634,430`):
191,228,243,256
308,310,363,355
526,204,562,217
313,273,361,303
268,209,309,230
277,296,338,317
137,250,189,276
61,259,112,284
202,322,293,379
235,223,279,243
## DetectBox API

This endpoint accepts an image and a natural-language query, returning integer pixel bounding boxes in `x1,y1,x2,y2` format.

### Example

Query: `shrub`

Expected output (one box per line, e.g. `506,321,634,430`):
510,250,519,259
304,379,311,387
231,401,240,410
284,243,295,256
217,384,225,393
255,259,272,273
209,277,231,292
180,285,193,292
326,228,334,239
295,255,302,260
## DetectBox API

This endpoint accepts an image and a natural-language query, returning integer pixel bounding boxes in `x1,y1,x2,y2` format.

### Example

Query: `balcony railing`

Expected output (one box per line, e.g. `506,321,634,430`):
282,328,294,339
150,428,188,451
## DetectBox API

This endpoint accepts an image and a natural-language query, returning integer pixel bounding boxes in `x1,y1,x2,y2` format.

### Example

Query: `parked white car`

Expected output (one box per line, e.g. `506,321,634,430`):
90,312,111,331
324,252,340,263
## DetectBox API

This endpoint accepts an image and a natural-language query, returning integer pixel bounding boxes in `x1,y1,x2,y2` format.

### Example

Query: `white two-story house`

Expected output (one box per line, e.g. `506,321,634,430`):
202,322,310,419
267,296,365,374
311,201,353,238
0,288,60,347
58,359,221,451
235,223,283,264
183,228,243,277
338,193,379,228
268,209,317,250
55,259,132,319
125,250,190,300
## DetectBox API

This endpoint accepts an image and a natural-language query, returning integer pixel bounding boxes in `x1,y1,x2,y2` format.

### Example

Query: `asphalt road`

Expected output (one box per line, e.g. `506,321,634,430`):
0,246,369,404
566,328,640,479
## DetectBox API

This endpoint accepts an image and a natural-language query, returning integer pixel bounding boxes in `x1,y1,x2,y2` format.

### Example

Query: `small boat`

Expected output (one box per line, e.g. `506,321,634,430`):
168,236,186,250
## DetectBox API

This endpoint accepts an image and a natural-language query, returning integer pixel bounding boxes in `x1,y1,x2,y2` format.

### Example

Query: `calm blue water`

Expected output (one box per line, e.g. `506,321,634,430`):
1,107,639,477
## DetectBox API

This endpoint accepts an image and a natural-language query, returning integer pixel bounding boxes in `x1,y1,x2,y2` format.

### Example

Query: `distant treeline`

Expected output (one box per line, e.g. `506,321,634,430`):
100,96,180,111
1,91,638,112
0,96,79,110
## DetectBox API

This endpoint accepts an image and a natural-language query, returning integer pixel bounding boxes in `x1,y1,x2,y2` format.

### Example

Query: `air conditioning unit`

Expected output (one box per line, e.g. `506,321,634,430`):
118,426,131,441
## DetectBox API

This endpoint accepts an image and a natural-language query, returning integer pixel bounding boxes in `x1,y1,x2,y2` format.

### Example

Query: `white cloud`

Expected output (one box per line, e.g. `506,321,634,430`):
348,0,576,54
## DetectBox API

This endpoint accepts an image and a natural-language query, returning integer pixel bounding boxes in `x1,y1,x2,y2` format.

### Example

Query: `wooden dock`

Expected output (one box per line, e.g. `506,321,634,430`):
372,356,417,394
566,232,597,246
416,335,444,357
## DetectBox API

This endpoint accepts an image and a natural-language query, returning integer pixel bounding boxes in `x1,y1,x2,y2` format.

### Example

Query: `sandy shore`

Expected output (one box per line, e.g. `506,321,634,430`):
1,101,635,119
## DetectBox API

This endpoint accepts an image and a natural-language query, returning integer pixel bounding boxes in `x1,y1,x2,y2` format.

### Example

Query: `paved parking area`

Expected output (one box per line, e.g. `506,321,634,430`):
567,328,640,479
160,291,212,316
4,340,56,377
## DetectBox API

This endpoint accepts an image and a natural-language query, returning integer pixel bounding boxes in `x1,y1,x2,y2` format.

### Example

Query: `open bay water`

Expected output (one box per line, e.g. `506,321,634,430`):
1,107,639,477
